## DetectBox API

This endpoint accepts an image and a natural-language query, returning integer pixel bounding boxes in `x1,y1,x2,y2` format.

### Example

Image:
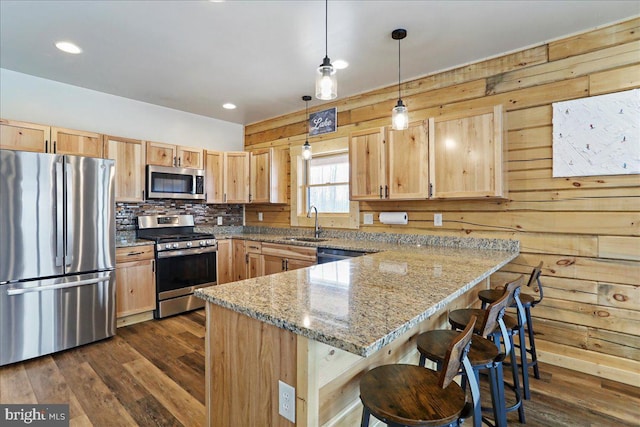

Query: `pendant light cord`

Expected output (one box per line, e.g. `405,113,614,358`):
397,37,401,101
325,0,328,58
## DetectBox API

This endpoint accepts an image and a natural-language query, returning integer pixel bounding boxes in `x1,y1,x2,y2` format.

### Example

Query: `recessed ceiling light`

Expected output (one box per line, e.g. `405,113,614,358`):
222,103,237,110
333,60,349,70
55,41,82,54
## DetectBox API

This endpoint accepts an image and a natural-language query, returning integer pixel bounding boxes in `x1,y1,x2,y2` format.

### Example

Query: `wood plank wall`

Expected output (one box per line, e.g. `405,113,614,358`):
244,18,640,385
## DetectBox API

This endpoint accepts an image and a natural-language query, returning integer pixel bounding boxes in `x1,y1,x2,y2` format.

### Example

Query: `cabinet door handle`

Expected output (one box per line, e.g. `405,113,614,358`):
53,141,57,153
249,193,252,202
245,254,249,264
224,193,227,203
45,140,49,152
178,157,182,167
173,156,177,167
285,259,289,271
281,259,285,270
379,186,383,199
127,251,144,256
142,190,145,200
152,260,155,273
385,185,389,198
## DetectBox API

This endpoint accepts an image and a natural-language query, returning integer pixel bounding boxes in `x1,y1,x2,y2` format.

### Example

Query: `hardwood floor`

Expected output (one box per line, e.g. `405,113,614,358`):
1,309,638,426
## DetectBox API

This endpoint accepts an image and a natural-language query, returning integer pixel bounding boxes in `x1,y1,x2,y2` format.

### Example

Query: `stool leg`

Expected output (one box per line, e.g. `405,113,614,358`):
419,354,426,368
525,306,540,379
488,363,505,427
517,326,531,400
493,362,508,427
509,342,526,424
360,407,370,427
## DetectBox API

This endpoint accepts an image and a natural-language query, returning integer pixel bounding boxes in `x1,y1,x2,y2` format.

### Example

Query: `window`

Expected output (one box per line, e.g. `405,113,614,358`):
290,137,359,229
306,153,350,213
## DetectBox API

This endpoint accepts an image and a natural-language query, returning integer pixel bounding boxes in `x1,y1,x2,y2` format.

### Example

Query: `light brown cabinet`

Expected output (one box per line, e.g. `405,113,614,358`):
0,119,102,157
217,239,233,285
246,241,263,279
232,239,248,281
249,147,288,204
349,122,429,201
428,105,506,199
205,150,250,204
261,242,316,276
115,245,156,319
146,141,204,169
103,135,146,202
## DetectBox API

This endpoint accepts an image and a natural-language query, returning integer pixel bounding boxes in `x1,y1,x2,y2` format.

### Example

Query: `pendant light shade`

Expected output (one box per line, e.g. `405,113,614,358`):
316,0,337,100
302,95,313,160
391,29,409,130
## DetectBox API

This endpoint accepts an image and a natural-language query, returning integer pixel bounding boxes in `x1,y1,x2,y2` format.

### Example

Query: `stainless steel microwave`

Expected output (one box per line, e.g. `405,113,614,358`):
146,165,206,200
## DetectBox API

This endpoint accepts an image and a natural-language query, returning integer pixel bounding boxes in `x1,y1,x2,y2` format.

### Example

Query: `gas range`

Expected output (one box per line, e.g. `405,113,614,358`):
137,215,217,254
136,214,218,318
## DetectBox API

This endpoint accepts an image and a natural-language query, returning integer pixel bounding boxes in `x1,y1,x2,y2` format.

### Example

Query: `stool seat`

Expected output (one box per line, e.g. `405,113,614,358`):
478,289,535,306
417,330,498,366
449,309,488,334
360,364,468,427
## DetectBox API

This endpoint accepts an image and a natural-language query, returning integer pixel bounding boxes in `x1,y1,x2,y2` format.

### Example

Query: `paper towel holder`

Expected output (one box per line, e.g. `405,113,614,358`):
379,212,408,225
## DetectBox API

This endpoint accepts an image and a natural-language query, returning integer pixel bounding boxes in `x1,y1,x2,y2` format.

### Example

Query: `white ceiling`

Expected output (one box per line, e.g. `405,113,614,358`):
1,1,638,126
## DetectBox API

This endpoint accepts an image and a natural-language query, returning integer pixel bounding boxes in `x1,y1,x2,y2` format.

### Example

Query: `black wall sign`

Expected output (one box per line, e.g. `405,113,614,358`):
309,107,337,136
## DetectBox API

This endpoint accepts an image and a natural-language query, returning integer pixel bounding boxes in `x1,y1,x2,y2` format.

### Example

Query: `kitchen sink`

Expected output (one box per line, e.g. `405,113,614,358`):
284,237,328,243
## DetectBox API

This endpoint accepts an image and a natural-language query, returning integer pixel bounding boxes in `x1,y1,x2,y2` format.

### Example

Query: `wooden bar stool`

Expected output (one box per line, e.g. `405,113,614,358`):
417,285,514,427
359,316,479,427
478,261,544,400
448,276,526,425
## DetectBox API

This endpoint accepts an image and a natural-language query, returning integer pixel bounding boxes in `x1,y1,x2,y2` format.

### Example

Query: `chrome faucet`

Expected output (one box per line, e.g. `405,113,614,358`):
307,205,322,238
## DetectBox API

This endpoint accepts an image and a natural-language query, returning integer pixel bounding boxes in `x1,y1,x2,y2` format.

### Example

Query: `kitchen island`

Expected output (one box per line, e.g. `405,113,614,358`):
195,239,518,427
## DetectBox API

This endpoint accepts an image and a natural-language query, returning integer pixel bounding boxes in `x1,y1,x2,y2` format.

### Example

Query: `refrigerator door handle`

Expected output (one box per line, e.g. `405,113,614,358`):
65,159,73,267
55,159,64,267
6,276,110,296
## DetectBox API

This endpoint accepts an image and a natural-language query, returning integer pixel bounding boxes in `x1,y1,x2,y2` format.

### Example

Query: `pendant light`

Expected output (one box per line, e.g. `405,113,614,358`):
315,0,337,100
302,95,313,160
391,28,409,130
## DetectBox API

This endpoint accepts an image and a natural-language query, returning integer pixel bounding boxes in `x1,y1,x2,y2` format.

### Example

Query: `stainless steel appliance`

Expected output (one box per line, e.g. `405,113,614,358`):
146,165,205,200
316,247,368,264
0,150,116,366
137,215,217,318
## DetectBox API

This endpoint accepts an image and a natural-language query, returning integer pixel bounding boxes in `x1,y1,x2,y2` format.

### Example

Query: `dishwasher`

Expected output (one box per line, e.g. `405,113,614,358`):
316,247,369,264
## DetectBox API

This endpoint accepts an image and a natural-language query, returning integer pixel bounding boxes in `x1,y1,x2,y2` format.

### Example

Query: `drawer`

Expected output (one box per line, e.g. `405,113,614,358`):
246,241,262,254
116,245,155,263
261,242,316,262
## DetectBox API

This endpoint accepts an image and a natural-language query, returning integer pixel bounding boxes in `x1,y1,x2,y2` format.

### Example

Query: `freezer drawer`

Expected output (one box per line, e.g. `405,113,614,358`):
0,271,116,366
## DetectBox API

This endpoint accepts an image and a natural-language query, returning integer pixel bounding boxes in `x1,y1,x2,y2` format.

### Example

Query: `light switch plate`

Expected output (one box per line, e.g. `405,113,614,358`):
363,213,373,225
278,380,295,423
217,216,223,225
434,213,443,227
258,212,263,221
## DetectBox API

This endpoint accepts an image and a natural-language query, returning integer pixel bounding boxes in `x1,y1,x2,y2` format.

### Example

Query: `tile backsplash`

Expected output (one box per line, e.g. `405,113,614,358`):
116,200,243,231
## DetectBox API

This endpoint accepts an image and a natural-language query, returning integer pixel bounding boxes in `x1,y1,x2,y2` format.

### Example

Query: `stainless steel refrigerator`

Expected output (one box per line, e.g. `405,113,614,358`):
0,150,116,366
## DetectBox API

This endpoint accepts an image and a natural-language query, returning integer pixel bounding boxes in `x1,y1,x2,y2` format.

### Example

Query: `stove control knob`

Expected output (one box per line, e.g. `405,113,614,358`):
186,241,193,248
206,240,212,245
173,243,179,249
200,241,206,246
165,244,172,250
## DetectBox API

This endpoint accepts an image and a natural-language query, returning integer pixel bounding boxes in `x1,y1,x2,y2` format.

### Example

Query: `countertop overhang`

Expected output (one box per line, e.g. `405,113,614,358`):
195,236,518,357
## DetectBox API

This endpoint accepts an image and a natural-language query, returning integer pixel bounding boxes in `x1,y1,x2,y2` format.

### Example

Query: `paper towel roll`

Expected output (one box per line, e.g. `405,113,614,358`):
379,212,408,225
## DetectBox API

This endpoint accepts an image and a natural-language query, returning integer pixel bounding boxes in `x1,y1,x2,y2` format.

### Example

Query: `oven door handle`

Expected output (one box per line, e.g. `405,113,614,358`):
157,246,218,258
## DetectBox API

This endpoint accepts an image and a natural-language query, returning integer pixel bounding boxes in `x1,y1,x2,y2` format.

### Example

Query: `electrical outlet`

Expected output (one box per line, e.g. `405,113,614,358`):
434,213,443,227
217,216,223,225
363,213,373,225
278,380,295,423
258,212,263,221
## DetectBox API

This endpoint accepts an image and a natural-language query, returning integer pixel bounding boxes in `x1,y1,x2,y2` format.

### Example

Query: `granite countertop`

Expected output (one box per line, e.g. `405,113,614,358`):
195,242,518,357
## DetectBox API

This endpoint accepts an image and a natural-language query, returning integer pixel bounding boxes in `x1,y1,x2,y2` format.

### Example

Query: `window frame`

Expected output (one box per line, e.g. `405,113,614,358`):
305,151,350,214
290,136,359,230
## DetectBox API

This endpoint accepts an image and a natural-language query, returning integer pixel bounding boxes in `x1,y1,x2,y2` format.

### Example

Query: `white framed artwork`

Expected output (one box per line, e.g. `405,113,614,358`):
552,88,639,178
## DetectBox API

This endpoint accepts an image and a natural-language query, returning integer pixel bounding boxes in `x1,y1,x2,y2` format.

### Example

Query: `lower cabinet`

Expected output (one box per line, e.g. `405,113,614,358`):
115,245,156,324
261,242,317,276
217,239,234,285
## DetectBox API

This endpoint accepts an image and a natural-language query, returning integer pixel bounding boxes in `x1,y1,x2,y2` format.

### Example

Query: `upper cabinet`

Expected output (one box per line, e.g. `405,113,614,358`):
0,120,102,157
0,119,50,152
428,105,506,199
249,147,287,204
146,141,203,169
205,150,250,204
349,122,429,201
104,135,146,202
